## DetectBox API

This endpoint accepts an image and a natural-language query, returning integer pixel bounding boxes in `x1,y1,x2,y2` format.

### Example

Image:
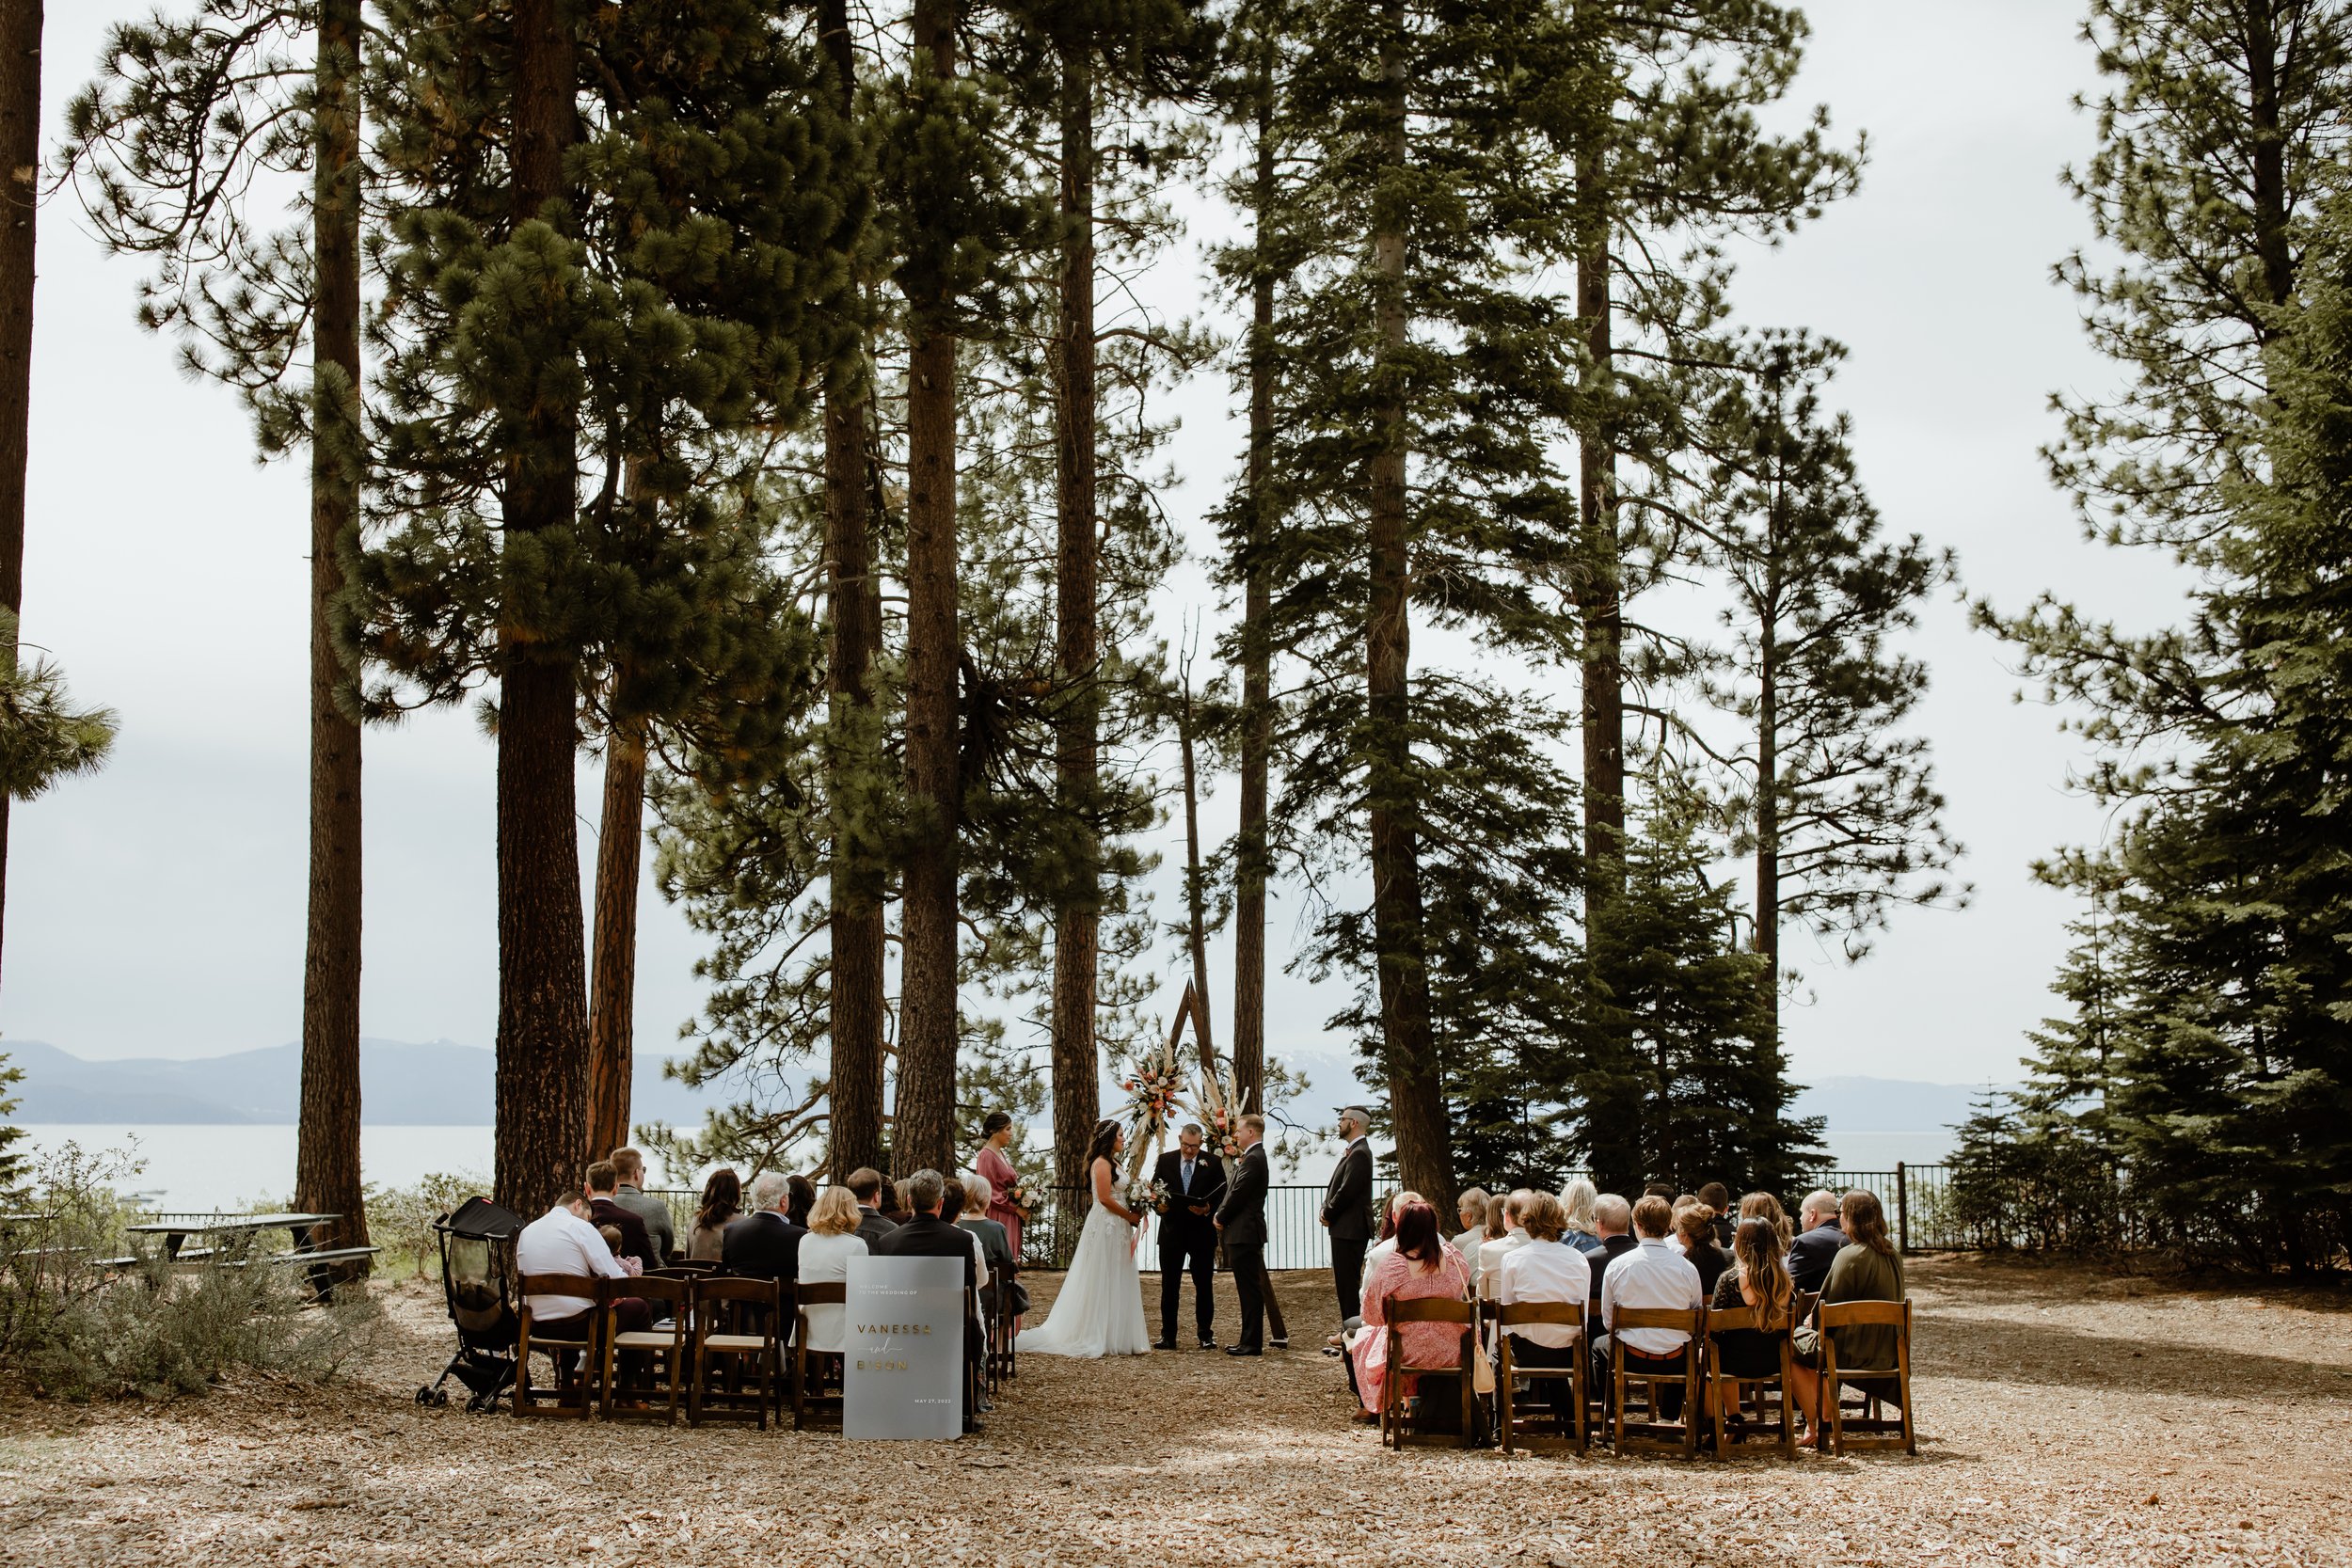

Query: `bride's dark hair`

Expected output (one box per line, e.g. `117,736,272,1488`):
1086,1118,1123,1167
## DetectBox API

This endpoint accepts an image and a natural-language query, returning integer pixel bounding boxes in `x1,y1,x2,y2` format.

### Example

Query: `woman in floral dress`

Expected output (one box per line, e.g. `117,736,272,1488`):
1353,1198,1471,1419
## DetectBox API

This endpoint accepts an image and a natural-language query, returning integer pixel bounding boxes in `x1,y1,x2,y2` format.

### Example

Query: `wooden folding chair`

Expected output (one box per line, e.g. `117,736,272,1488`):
1496,1300,1586,1455
1609,1307,1704,1459
664,1259,720,1275
688,1275,781,1429
598,1275,689,1425
1818,1300,1915,1455
515,1274,608,1420
1702,1306,1794,1459
793,1281,847,1431
1379,1297,1478,1450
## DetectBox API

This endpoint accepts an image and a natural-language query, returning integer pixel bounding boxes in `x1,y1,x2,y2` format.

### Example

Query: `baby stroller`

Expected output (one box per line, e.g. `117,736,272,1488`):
416,1196,524,1412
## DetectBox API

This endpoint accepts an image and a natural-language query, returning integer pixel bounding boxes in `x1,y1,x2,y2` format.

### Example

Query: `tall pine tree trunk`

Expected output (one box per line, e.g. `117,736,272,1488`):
1754,621,1780,1145
494,0,589,1219
0,0,37,996
1232,48,1275,1117
818,0,886,1182
585,710,644,1160
1050,39,1102,1203
1366,0,1451,1214
294,0,367,1256
1178,678,1215,1074
895,0,962,1179
1575,164,1623,897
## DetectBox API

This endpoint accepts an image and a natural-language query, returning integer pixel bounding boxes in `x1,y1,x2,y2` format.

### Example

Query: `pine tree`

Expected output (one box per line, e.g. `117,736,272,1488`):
1581,809,1820,1195
1560,0,1859,910
0,0,34,999
60,1,371,1252
358,0,862,1213
1688,331,1963,1093
1255,0,1592,1213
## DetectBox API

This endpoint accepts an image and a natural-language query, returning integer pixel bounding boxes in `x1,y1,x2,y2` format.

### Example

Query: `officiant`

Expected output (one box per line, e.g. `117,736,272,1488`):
1152,1122,1227,1349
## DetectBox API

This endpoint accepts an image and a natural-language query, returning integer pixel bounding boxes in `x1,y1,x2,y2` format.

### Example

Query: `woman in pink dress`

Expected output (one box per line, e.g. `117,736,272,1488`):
976,1112,1026,1262
1352,1198,1470,1419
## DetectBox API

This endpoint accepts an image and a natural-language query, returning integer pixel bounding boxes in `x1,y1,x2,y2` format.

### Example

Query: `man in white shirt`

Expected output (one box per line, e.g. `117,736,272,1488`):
1596,1193,1704,1417
515,1188,645,1357
1478,1188,1534,1298
1496,1191,1592,1432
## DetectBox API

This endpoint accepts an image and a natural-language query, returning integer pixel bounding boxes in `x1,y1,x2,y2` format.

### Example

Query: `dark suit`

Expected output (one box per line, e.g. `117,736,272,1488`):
589,1196,659,1273
721,1210,808,1285
1216,1142,1270,1350
1589,1232,1639,1310
1153,1148,1226,1344
1321,1137,1376,1323
856,1208,899,1248
871,1212,982,1427
1788,1221,1846,1294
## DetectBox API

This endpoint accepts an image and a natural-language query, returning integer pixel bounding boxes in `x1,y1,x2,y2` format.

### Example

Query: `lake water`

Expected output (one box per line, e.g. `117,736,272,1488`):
17,1123,1957,1213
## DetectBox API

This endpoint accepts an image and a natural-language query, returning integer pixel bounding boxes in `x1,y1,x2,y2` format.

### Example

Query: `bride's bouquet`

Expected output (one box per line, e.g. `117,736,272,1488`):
1121,1177,1158,1220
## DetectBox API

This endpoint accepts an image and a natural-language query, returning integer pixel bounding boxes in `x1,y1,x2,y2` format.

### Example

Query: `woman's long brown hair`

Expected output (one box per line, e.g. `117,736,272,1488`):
1733,1218,1793,1331
1842,1189,1895,1257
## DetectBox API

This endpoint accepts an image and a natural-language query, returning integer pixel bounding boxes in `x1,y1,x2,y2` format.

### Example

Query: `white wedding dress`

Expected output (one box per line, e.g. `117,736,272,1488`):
1015,1177,1150,1358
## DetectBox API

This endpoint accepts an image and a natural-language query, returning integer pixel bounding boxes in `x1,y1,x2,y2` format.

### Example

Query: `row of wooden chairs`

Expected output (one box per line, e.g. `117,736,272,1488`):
515,1270,851,1430
1379,1294,1915,1459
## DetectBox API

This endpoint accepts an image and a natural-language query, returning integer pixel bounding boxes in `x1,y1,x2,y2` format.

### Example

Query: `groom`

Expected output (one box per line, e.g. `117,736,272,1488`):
1153,1123,1226,1349
1214,1114,1270,1357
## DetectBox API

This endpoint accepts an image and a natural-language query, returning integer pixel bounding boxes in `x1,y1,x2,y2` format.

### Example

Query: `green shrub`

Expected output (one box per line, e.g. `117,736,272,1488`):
365,1171,491,1280
0,1142,384,1401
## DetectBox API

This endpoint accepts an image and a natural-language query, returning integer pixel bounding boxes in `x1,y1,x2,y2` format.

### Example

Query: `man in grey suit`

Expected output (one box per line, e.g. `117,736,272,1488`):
1320,1106,1378,1324
1214,1114,1271,1356
847,1166,900,1247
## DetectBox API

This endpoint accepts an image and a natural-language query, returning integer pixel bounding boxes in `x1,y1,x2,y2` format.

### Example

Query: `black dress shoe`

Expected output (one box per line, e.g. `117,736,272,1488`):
1153,1340,1179,1351
1268,1337,1288,1349
1226,1345,1262,1357
1198,1338,1216,1350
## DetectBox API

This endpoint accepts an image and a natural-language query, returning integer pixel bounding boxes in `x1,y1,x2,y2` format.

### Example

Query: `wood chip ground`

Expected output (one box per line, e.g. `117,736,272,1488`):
2,1255,2346,1566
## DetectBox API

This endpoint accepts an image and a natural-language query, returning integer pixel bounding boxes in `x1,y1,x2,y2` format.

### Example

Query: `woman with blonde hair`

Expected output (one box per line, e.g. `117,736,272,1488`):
1559,1177,1602,1258
796,1185,869,1354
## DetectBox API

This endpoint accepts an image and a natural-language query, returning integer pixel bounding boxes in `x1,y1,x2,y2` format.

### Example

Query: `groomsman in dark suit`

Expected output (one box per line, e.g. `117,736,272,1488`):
1215,1115,1271,1356
1152,1122,1227,1349
1320,1105,1378,1324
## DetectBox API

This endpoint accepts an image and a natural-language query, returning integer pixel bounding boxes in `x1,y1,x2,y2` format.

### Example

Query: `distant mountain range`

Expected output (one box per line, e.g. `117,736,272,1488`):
4,1038,712,1126
5,1036,2007,1133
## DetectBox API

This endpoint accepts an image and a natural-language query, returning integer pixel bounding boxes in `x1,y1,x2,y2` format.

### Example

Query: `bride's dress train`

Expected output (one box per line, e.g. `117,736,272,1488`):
1014,1197,1150,1358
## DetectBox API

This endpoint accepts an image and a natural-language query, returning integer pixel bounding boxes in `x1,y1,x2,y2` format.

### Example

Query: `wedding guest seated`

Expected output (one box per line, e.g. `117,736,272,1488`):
598,1223,644,1278
721,1171,809,1286
1586,1194,1637,1314
1478,1189,1534,1297
686,1168,743,1261
1560,1178,1604,1259
1676,1202,1731,1295
1496,1190,1591,1427
585,1160,659,1273
1697,1181,1735,1249
871,1169,984,1434
796,1186,869,1356
846,1167,899,1245
1452,1187,1491,1262
1352,1199,1471,1425
787,1173,818,1230
1740,1190,1793,1252
1789,1189,1906,1449
1596,1194,1704,1418
958,1174,1018,1320
1787,1189,1846,1293
879,1177,914,1227
1708,1216,1795,1431
1357,1189,1427,1309
940,1178,993,1294
609,1148,675,1266
516,1185,646,1360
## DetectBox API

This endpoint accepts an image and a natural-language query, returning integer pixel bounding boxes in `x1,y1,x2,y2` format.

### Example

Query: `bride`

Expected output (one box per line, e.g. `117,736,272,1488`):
1015,1117,1151,1357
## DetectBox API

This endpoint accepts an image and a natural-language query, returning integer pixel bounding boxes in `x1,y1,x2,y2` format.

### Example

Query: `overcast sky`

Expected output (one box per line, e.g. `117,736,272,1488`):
4,2,2185,1097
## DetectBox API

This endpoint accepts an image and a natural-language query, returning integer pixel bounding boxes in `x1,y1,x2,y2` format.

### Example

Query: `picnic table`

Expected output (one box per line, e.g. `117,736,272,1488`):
123,1212,378,1301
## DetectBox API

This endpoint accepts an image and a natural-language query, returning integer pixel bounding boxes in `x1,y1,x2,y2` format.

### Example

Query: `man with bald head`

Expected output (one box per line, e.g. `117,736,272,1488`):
1787,1189,1845,1294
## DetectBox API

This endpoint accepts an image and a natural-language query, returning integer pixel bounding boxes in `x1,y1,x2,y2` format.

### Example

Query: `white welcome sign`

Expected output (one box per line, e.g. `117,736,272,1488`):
843,1254,965,1439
